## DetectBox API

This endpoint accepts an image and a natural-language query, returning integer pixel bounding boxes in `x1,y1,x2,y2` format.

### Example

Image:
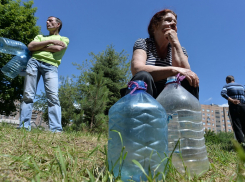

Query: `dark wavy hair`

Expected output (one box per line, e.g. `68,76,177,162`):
49,16,62,33
148,9,177,38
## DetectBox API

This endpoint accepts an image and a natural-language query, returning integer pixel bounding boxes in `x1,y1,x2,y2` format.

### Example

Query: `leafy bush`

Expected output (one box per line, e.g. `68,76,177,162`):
204,130,234,150
204,130,219,144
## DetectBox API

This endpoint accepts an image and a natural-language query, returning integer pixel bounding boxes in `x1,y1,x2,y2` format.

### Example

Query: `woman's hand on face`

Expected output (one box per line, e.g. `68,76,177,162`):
164,28,180,46
174,67,199,87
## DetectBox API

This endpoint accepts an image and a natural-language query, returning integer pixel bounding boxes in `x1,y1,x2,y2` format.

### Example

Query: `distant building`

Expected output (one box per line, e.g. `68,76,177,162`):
201,104,232,133
0,101,48,130
0,102,232,133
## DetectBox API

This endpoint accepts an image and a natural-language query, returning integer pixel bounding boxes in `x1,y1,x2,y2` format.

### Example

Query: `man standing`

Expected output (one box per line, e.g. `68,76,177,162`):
221,75,245,144
19,16,69,132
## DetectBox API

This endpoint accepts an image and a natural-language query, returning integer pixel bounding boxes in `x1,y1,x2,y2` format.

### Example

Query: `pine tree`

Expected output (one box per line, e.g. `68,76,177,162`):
34,46,130,131
34,76,80,128
59,76,80,127
76,71,109,132
84,45,130,114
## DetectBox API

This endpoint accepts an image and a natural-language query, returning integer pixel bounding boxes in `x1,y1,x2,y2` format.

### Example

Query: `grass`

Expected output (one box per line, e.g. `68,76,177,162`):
0,123,244,182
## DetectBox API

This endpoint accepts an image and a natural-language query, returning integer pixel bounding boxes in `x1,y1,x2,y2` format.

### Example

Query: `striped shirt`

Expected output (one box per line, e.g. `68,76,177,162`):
133,38,188,84
221,82,245,104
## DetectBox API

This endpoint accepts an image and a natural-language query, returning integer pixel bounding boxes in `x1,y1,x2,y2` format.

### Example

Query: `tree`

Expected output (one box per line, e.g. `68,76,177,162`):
76,45,131,115
34,76,79,128
33,91,48,124
0,0,40,115
34,46,130,132
59,76,80,127
77,71,109,132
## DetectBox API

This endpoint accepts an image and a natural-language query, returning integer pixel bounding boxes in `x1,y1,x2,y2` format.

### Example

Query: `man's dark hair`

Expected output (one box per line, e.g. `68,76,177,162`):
226,75,235,83
49,16,62,32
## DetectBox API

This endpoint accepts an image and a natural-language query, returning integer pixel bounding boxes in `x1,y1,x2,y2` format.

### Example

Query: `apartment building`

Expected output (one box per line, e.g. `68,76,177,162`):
201,104,233,133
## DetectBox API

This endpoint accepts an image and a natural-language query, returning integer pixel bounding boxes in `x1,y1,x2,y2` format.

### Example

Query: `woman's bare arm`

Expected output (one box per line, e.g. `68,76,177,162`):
131,49,199,87
165,28,190,69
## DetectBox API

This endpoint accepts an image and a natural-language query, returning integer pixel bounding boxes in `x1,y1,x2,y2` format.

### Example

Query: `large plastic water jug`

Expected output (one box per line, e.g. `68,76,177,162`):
1,54,30,79
108,80,168,182
0,37,30,78
156,75,209,176
0,37,29,56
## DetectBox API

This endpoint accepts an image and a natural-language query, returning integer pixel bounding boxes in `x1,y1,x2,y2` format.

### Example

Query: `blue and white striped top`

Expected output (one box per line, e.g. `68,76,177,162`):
221,82,245,104
133,38,188,84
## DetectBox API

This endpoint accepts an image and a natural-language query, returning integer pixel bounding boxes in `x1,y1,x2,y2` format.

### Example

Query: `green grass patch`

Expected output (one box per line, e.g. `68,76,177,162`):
0,123,243,181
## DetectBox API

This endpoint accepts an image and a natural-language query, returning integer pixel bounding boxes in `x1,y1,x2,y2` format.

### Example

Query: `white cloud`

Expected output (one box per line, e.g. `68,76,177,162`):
219,103,228,107
204,97,212,102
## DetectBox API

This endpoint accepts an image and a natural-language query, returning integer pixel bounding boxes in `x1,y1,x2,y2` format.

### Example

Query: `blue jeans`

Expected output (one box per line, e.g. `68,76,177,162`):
19,58,62,132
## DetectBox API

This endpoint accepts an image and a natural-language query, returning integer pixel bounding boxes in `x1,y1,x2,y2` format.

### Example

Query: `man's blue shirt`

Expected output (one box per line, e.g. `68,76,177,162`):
221,82,245,104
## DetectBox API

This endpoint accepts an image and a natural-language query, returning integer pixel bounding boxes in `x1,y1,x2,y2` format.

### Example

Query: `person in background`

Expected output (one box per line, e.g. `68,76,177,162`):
221,75,245,145
121,9,199,99
18,16,69,132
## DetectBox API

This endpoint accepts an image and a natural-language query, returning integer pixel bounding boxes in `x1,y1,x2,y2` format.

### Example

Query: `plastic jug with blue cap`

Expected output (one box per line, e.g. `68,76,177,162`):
108,80,168,181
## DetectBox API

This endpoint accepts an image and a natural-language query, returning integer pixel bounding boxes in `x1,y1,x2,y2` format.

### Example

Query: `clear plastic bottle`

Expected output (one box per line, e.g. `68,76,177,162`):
0,37,30,78
1,54,29,79
0,37,29,56
108,80,168,182
156,76,209,176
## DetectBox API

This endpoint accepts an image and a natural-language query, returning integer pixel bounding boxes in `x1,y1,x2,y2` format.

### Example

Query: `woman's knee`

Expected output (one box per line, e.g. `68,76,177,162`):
181,79,199,100
132,71,153,82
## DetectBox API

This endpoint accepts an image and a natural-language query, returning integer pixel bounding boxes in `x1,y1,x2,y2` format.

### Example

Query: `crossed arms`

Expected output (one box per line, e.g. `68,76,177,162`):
28,39,66,53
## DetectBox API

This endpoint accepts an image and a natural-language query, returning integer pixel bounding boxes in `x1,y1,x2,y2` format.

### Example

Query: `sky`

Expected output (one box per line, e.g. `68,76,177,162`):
29,0,245,107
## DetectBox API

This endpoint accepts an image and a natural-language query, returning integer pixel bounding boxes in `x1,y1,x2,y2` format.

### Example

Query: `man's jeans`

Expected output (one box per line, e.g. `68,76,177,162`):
19,58,62,132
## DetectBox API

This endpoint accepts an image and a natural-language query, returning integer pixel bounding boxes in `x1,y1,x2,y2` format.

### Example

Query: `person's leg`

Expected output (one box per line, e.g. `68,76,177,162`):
120,71,157,98
181,79,199,100
40,62,62,132
229,104,244,143
238,104,245,139
120,73,199,99
19,58,41,130
154,81,165,98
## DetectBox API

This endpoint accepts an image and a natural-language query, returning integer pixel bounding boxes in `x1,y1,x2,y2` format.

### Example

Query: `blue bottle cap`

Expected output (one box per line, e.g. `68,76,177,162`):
166,76,177,84
128,80,147,94
166,74,186,85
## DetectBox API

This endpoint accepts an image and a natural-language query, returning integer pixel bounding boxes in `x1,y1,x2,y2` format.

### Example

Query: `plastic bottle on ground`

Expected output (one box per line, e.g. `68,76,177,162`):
108,80,168,182
156,75,209,176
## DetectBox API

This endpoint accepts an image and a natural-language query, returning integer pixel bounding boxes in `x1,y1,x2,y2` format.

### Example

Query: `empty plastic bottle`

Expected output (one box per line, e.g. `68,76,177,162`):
0,37,29,56
1,54,30,79
108,80,168,182
0,37,30,78
156,74,209,176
